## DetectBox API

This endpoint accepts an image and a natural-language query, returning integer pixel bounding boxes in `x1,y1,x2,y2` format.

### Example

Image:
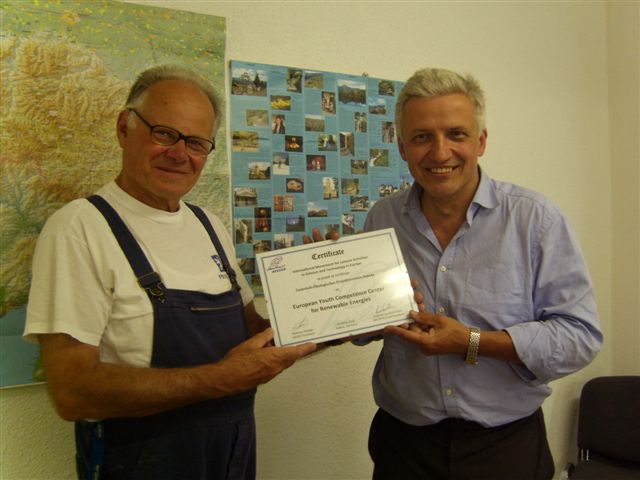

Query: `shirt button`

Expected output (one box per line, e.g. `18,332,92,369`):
440,265,447,272
445,388,454,396
438,307,446,313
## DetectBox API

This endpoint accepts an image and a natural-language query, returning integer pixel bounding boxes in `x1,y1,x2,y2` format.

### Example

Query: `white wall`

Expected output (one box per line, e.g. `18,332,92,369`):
607,1,640,375
2,1,638,479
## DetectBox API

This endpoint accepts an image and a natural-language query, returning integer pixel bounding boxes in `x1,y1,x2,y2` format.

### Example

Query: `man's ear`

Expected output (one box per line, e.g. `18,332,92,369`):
477,129,488,157
398,137,407,162
116,110,129,147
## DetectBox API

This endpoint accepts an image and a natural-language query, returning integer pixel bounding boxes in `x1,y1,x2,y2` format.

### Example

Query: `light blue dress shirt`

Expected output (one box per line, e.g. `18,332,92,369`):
363,168,602,427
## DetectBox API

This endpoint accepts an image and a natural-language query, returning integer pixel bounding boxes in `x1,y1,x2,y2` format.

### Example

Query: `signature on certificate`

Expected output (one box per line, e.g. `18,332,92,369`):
292,317,310,332
375,303,394,314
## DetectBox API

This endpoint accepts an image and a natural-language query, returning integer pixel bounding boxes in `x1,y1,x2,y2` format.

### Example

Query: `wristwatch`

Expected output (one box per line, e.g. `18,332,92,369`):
465,327,481,365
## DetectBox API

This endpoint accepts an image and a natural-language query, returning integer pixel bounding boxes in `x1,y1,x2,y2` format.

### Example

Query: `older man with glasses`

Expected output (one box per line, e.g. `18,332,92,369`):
24,65,317,480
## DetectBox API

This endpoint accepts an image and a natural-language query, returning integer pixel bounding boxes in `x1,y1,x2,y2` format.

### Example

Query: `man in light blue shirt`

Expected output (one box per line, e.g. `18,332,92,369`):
363,68,602,480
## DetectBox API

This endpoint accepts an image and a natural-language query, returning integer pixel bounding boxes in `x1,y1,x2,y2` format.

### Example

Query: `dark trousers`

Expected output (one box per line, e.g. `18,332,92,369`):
76,397,256,480
369,408,554,480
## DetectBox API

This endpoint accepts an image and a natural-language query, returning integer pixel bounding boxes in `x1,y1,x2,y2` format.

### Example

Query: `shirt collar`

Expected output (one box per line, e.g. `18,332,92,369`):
472,167,498,209
402,167,499,222
403,181,422,214
466,167,497,223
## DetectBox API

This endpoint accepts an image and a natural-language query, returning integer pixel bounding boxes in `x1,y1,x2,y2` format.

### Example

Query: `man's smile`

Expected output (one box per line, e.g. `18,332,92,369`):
426,166,458,174
156,165,190,175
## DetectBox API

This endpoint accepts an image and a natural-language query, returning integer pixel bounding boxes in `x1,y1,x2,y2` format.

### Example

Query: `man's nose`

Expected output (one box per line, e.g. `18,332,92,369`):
430,136,451,162
165,139,189,161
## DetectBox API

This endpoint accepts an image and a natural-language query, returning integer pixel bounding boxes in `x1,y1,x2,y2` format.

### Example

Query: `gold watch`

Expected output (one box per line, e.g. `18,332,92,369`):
464,327,481,365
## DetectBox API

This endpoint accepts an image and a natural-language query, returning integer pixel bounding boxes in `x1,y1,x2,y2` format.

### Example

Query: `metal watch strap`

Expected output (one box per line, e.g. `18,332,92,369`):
465,327,481,365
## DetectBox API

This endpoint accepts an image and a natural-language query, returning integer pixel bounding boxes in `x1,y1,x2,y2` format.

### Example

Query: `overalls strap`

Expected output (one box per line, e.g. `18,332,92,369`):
185,202,241,291
86,195,165,303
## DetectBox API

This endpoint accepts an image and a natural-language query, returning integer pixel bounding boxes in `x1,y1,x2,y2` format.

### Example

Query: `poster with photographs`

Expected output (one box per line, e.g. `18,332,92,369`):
230,60,412,294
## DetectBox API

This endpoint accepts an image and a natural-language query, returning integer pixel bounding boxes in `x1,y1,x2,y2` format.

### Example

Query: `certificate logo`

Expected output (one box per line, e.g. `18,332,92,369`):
267,255,286,272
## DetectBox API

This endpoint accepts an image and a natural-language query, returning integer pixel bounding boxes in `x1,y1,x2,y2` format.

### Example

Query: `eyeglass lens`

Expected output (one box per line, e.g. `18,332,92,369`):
150,126,213,155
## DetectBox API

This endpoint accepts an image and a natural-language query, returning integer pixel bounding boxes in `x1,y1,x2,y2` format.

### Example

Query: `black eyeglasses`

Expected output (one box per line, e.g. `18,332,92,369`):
128,108,215,156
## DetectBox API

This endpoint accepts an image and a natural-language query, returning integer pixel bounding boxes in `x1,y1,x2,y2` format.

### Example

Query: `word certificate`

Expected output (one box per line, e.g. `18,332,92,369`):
256,228,416,346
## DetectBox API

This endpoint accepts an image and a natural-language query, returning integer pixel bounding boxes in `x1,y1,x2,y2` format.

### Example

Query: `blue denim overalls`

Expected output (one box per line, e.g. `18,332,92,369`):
75,195,256,480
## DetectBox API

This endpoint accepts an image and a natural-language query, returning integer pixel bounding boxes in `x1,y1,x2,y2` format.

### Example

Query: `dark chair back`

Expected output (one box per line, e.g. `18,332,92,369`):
570,375,640,479
577,375,640,463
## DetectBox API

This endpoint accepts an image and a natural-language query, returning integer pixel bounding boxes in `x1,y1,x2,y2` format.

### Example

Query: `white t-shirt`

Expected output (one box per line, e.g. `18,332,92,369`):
24,181,254,367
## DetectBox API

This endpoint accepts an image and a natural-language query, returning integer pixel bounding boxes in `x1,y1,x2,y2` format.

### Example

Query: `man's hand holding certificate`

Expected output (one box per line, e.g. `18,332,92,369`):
256,228,417,346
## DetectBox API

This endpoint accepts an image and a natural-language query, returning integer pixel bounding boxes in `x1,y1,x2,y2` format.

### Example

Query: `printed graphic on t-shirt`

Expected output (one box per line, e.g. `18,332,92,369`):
211,255,230,280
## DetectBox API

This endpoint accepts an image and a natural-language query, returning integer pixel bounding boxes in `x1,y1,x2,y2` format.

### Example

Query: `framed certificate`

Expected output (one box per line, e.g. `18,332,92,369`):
256,228,416,346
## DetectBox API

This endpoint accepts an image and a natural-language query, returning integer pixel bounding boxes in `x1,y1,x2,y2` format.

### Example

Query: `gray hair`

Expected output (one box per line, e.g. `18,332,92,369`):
125,64,223,134
395,68,486,140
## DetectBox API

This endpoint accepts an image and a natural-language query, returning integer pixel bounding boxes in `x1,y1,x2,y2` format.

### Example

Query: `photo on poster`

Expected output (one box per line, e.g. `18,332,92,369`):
378,79,395,96
400,174,413,190
287,68,302,93
271,95,292,111
246,109,269,127
322,176,339,199
232,67,268,96
285,215,306,232
273,194,295,212
274,233,295,249
342,178,359,195
304,71,324,89
382,122,396,143
306,154,326,171
255,207,271,218
232,131,259,152
338,79,366,106
305,114,325,132
234,187,258,207
304,70,324,90
350,195,369,211
286,177,304,193
235,219,253,244
354,112,367,132
369,97,387,115
253,240,271,254
342,213,356,234
255,217,271,233
272,152,290,175
321,91,336,114
369,148,389,167
272,114,286,134
238,257,256,274
378,182,399,198
351,159,368,175
248,162,271,180
307,200,329,217
285,135,303,152
318,133,337,151
340,131,355,156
